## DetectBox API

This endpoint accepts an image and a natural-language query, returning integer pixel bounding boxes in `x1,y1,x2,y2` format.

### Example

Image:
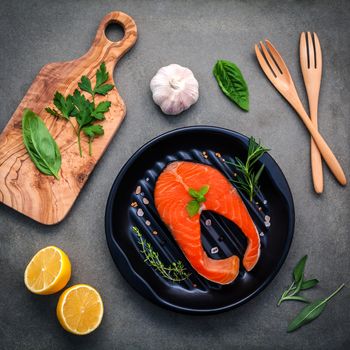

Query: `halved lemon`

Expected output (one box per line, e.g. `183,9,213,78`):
24,246,71,295
57,284,104,335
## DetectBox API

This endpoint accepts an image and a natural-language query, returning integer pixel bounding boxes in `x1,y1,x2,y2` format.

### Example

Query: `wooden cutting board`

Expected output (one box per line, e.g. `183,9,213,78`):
0,12,137,225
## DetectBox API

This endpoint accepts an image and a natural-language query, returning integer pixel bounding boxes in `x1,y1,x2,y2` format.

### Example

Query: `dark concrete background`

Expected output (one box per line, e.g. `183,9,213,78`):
0,1,349,349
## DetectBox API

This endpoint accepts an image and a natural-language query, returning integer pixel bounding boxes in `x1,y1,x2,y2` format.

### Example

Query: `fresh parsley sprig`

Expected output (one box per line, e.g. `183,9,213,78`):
133,227,191,282
186,185,209,217
78,62,114,102
46,62,113,156
226,137,269,201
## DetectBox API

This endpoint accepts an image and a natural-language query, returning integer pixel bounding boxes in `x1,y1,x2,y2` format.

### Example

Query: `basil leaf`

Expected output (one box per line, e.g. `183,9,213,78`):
188,188,199,199
22,109,61,179
186,200,200,217
293,255,308,283
213,60,249,111
301,279,319,290
199,185,209,195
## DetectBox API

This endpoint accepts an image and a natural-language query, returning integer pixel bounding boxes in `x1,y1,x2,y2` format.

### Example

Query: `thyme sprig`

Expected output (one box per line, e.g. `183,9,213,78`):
133,227,191,283
226,137,269,201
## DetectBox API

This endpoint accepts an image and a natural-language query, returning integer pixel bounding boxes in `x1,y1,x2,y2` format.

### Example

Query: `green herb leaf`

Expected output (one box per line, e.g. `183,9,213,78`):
287,283,345,332
46,92,75,120
95,62,109,88
94,62,114,95
199,185,209,195
186,200,200,217
22,109,61,179
78,75,93,95
213,60,249,111
132,226,191,282
45,107,60,118
281,295,310,303
277,255,318,306
94,84,114,96
82,124,104,138
301,279,319,290
188,188,200,199
91,101,111,120
293,255,308,283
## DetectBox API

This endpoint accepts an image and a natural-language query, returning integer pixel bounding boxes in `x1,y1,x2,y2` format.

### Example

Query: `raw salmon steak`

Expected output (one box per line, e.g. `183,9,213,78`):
154,161,260,284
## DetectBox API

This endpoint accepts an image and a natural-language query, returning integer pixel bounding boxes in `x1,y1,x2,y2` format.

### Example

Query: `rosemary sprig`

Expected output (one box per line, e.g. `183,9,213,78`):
226,137,269,201
132,227,191,282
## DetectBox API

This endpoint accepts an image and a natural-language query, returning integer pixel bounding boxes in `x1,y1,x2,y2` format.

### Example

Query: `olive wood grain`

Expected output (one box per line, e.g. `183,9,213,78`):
0,12,137,224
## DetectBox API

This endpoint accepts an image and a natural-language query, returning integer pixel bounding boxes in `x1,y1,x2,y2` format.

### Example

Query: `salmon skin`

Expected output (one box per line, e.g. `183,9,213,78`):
154,161,260,285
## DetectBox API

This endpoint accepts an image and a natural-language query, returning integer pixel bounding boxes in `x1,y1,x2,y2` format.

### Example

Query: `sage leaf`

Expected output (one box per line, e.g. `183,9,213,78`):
301,279,319,291
282,295,309,303
287,283,345,332
22,109,61,179
293,255,308,283
213,60,249,111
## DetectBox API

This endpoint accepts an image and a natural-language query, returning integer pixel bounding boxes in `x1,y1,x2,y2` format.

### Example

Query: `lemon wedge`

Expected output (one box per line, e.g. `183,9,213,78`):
57,284,104,335
24,246,71,295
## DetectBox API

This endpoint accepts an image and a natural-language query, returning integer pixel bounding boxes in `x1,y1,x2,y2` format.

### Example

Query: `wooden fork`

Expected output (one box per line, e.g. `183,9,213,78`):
300,32,323,194
255,40,346,186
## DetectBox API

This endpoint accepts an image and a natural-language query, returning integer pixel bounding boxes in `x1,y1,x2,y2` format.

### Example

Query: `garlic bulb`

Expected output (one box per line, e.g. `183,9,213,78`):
150,64,199,115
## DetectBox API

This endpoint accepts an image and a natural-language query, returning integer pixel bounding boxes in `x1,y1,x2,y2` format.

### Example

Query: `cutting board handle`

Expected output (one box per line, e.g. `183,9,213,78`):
88,11,137,67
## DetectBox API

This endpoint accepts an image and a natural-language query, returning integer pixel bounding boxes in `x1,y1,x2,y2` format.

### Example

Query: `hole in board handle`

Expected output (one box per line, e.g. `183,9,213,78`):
105,22,125,42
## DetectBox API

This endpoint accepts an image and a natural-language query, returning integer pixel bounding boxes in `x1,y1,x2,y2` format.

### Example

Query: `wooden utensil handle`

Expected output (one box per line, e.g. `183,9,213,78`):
310,100,323,193
293,101,347,186
87,11,137,67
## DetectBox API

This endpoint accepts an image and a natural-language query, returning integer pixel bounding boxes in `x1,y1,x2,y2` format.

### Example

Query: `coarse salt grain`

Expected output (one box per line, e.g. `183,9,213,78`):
211,247,219,254
265,221,271,228
137,208,144,217
135,185,141,195
265,215,270,222
205,219,212,226
143,197,149,205
260,232,264,237
145,220,151,226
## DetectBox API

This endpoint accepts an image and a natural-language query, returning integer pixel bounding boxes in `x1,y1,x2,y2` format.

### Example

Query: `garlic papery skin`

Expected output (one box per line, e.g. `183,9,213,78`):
150,64,199,115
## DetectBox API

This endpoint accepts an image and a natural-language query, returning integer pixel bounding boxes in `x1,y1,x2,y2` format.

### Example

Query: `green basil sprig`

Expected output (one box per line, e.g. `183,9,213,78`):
213,60,249,111
22,109,61,179
287,283,345,332
186,185,209,217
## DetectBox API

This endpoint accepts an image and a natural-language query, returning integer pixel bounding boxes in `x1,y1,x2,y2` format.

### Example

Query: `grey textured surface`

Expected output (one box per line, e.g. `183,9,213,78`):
0,0,349,349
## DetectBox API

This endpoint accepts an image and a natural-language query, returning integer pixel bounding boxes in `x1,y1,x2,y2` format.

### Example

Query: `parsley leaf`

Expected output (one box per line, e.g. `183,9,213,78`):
45,92,74,120
78,75,93,95
82,124,104,156
91,101,111,120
